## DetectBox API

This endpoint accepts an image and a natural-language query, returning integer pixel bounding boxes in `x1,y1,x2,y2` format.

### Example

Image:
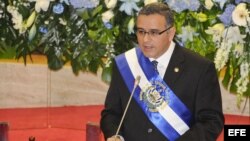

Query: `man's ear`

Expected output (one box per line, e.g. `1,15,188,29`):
168,26,176,41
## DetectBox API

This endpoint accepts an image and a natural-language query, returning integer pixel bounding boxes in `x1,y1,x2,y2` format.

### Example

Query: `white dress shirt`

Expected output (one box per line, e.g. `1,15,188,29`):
149,41,175,78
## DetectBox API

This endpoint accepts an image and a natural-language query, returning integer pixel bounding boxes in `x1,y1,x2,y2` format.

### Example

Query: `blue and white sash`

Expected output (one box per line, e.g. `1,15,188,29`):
115,47,192,141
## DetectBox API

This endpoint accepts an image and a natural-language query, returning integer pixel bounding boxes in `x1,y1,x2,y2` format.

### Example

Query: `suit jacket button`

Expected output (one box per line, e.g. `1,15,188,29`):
148,128,153,133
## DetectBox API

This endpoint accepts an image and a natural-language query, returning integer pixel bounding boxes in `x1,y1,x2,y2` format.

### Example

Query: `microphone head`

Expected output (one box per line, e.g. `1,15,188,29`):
134,75,141,86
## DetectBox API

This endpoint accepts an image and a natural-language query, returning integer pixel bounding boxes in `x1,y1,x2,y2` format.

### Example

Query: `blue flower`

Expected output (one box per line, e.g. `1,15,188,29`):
235,0,250,4
177,25,199,45
165,0,200,13
104,22,113,29
165,0,188,13
219,4,235,26
119,0,140,15
53,3,64,14
188,0,200,11
235,0,241,4
69,0,99,9
39,26,48,34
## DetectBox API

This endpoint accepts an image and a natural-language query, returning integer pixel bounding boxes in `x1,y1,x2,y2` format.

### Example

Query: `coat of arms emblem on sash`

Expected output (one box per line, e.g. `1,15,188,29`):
140,80,170,112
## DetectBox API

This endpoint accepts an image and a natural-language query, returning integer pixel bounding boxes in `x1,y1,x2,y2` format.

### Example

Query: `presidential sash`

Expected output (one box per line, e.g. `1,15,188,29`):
115,47,192,141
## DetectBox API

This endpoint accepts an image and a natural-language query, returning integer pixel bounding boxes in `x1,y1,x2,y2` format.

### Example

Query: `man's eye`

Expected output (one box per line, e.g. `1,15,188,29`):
150,31,159,36
138,30,145,34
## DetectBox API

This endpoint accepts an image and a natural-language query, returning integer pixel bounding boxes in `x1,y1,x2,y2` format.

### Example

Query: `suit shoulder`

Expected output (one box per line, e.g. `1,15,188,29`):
177,46,213,65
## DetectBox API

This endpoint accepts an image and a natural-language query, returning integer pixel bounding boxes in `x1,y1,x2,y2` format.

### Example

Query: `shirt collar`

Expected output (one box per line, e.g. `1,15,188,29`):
150,41,175,69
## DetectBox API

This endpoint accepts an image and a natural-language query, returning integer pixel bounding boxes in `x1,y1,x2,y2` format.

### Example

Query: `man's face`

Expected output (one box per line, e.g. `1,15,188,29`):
136,14,175,59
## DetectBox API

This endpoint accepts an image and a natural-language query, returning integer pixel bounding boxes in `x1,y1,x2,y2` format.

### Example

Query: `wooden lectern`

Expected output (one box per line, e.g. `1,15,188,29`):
0,122,8,141
86,122,104,141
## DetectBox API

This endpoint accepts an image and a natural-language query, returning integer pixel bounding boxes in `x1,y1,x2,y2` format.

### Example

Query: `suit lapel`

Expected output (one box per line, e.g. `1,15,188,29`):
163,45,185,88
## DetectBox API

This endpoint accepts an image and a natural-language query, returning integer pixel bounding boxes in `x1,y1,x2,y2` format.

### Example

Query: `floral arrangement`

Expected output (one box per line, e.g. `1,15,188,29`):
0,0,249,107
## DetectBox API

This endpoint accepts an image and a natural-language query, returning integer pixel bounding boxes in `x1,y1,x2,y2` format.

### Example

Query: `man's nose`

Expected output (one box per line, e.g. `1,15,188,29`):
143,33,151,42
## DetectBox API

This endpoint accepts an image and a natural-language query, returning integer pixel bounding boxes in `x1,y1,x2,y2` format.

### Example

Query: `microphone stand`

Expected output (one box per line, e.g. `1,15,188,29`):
115,76,141,139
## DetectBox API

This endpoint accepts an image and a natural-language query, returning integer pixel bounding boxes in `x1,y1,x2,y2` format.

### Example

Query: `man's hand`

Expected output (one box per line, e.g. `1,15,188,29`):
107,135,123,141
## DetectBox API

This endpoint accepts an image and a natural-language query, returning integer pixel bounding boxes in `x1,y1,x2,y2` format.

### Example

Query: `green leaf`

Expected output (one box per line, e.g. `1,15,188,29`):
113,26,120,36
71,58,84,75
222,67,231,90
244,82,250,97
88,59,100,73
18,5,30,19
92,5,103,17
88,30,99,40
28,24,37,41
229,62,234,77
81,10,90,20
229,76,239,94
47,55,64,70
0,43,16,59
101,66,112,84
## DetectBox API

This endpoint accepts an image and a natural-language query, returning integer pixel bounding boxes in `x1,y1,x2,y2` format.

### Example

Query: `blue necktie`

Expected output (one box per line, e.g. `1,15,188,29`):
152,60,159,74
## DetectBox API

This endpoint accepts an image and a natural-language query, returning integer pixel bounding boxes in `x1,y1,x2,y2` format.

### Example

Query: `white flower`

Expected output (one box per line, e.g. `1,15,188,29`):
105,0,117,9
233,43,244,58
127,18,135,34
240,61,249,77
213,0,227,9
232,3,249,26
204,0,214,10
102,10,114,23
119,0,140,15
222,26,246,45
144,0,158,5
205,23,225,46
29,0,55,12
44,20,49,25
59,18,67,25
214,45,230,70
236,74,249,94
7,5,25,33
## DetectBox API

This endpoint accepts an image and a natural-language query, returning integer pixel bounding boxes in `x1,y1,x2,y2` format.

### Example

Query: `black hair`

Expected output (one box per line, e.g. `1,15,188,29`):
138,2,174,28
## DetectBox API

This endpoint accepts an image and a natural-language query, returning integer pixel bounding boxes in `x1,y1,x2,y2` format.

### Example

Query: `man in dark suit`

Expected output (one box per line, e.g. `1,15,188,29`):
100,2,224,141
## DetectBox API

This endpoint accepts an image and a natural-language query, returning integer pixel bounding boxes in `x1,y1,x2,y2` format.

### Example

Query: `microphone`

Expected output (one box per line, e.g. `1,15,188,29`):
115,75,141,137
